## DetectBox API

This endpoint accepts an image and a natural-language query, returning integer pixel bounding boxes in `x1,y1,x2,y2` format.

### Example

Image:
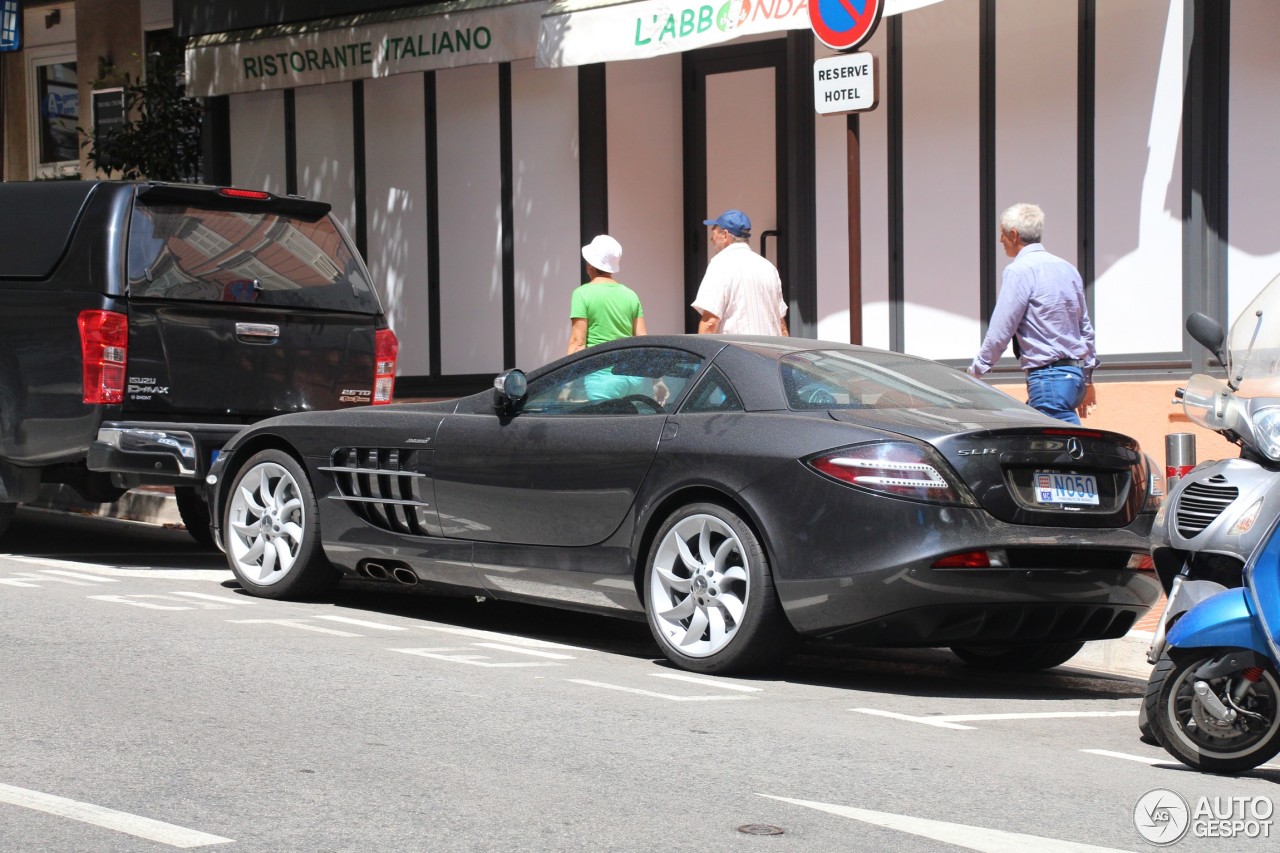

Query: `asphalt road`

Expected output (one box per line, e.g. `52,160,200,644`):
1,507,1277,852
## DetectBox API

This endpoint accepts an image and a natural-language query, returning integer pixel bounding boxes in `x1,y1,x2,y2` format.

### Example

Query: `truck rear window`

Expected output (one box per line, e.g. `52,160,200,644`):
126,203,382,314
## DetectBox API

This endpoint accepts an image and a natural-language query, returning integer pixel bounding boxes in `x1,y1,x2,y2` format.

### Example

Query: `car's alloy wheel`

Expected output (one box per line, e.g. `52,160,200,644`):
224,449,335,599
645,502,791,674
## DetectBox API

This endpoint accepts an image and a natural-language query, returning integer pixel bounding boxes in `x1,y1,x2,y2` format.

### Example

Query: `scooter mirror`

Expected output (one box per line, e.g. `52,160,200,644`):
1186,312,1228,368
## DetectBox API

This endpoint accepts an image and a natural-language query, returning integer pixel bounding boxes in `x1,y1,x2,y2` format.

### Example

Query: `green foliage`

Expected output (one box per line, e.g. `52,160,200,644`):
81,49,203,182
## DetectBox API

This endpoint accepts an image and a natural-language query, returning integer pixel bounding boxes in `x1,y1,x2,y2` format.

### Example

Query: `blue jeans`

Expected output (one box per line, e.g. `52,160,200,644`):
1026,365,1085,424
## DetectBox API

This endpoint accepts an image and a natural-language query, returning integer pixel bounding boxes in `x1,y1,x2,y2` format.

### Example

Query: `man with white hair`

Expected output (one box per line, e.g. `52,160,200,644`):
968,203,1098,423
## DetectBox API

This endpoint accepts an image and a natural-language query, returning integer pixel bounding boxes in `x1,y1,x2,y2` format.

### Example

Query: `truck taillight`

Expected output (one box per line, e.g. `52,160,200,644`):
373,329,399,404
79,310,128,404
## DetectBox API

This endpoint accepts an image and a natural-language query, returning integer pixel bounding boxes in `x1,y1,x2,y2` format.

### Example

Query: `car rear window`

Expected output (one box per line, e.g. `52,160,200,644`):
780,349,1027,411
126,202,381,313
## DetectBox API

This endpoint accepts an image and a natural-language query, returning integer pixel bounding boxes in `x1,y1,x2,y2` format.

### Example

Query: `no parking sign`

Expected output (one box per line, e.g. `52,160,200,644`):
809,0,884,52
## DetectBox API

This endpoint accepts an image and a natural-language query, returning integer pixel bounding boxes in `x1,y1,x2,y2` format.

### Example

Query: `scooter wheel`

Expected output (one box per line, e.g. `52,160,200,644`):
1149,647,1280,774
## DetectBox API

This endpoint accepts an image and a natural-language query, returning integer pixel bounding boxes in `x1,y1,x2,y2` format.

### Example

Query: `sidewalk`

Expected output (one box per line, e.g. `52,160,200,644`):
26,483,1160,680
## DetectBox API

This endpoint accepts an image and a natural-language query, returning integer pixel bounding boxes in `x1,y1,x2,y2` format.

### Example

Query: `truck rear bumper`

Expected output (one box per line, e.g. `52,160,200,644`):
89,422,244,480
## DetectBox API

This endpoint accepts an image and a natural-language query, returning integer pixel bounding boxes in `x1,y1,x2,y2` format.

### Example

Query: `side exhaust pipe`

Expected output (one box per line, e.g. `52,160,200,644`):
392,567,419,586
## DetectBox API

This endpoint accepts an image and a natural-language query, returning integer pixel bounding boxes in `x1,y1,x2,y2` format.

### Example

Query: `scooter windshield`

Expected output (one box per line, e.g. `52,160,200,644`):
1227,269,1280,399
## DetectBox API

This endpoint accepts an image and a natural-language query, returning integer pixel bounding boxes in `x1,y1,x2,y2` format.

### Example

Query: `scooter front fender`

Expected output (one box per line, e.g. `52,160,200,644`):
1166,587,1272,657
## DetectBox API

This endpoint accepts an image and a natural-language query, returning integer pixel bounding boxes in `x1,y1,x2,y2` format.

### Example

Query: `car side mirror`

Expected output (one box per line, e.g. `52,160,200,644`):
493,369,528,416
1186,312,1227,368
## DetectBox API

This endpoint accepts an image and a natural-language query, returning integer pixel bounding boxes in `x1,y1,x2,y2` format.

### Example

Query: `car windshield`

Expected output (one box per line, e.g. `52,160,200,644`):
1225,269,1280,399
780,349,1029,412
126,202,381,313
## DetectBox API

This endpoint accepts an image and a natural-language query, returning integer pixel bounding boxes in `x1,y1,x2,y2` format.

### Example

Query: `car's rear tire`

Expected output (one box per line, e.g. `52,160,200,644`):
223,449,337,599
175,486,214,548
951,641,1086,672
644,502,792,675
0,502,14,541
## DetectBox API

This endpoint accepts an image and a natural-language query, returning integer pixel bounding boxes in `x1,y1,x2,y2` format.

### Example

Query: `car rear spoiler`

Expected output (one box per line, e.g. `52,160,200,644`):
137,183,332,221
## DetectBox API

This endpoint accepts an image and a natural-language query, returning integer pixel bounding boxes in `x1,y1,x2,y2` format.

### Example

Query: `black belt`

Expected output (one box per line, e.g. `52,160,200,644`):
1030,358,1081,371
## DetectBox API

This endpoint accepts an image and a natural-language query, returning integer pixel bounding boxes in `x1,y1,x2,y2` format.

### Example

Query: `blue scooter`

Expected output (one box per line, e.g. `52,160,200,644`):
1144,516,1280,773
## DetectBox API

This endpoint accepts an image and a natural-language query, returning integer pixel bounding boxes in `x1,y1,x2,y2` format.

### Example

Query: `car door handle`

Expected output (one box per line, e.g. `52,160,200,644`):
236,322,280,340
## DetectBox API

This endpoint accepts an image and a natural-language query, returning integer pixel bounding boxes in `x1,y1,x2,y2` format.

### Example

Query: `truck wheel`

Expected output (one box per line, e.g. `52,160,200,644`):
0,502,14,541
174,487,214,548
223,449,337,599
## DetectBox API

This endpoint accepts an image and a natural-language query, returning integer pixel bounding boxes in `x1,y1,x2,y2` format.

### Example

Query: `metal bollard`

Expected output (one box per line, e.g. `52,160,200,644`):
1165,432,1196,486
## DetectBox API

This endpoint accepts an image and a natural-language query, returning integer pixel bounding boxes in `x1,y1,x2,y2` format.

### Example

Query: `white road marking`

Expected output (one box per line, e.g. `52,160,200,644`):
7,572,96,586
39,569,118,583
314,614,407,631
472,642,576,659
568,679,754,702
1080,749,1167,765
4,556,227,581
229,619,361,637
650,673,764,692
1083,748,1280,771
0,578,40,587
0,783,232,848
419,624,584,650
171,591,259,605
759,794,1132,852
89,594,194,611
851,708,1138,729
391,647,560,667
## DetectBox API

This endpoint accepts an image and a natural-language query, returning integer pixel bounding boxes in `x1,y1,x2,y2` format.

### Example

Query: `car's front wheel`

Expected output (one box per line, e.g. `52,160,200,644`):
950,641,1085,671
224,449,336,599
644,502,791,675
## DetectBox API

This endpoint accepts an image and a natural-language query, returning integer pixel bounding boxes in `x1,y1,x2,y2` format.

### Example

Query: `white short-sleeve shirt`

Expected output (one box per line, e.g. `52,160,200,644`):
691,242,787,335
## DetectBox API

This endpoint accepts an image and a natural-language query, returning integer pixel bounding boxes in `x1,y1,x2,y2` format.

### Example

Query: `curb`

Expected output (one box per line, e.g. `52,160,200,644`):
28,484,183,529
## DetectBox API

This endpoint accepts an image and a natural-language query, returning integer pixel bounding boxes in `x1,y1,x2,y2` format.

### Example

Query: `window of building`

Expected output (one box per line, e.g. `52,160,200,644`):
28,50,79,177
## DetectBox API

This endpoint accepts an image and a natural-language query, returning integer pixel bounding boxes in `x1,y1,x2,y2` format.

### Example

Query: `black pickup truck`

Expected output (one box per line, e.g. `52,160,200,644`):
0,181,398,545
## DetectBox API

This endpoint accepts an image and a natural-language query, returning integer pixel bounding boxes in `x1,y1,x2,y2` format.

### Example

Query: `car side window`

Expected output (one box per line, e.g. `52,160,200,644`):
522,347,703,416
680,365,744,413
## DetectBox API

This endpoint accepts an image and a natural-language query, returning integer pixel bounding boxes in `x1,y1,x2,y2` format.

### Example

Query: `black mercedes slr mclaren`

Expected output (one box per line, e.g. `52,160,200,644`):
206,335,1162,674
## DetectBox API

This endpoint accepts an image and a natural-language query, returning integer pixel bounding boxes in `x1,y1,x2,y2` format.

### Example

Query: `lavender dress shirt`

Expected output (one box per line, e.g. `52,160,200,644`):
969,243,1098,382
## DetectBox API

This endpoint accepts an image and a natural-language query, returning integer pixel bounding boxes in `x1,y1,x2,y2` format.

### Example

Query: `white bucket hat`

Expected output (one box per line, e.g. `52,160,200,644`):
582,234,622,274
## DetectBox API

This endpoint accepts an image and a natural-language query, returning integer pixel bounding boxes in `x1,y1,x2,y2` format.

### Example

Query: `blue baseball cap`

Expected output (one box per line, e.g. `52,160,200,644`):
704,209,751,238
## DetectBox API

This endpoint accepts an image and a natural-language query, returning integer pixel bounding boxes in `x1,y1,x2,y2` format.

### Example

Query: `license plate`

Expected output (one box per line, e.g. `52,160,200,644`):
1034,471,1099,505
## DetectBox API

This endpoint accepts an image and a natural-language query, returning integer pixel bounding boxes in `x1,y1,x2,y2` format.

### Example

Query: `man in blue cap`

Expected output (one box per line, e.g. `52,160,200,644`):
691,209,789,336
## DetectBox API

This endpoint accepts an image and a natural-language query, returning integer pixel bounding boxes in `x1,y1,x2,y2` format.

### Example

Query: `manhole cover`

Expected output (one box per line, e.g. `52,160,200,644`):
737,824,785,836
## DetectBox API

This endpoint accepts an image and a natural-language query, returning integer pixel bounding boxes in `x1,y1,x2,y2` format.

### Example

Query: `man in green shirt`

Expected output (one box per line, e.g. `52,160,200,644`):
566,234,646,353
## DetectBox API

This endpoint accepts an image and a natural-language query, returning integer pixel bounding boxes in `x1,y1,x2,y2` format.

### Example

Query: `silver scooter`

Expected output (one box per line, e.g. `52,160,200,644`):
1140,273,1280,739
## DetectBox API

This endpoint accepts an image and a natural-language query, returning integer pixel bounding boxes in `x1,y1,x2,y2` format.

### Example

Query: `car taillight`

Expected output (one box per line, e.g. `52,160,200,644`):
79,310,127,404
933,550,1007,568
373,328,399,404
807,441,976,506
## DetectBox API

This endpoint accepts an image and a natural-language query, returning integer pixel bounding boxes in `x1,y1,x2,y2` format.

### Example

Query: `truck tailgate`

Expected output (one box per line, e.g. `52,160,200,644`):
124,303,378,418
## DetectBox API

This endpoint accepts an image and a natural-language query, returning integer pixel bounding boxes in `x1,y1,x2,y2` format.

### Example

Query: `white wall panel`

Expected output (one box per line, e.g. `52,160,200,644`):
228,90,286,195
1093,0,1183,355
511,59,580,368
856,27,891,350
436,64,504,375
1228,0,1280,318
364,73,430,377
295,83,356,236
814,39,852,344
606,55,684,336
901,0,981,360
995,1,1077,261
